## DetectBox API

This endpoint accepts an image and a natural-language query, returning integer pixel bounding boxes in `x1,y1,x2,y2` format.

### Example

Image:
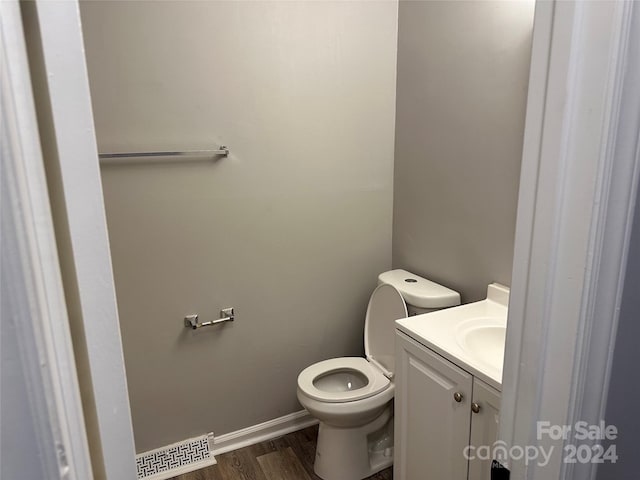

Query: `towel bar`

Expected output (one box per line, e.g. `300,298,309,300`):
99,146,229,162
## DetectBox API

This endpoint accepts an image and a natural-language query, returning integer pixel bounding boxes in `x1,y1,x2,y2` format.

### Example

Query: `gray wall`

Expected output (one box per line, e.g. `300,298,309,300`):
392,1,534,302
79,0,398,452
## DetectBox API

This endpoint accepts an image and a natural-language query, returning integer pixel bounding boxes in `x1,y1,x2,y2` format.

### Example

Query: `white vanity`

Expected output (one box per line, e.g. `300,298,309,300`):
393,283,509,480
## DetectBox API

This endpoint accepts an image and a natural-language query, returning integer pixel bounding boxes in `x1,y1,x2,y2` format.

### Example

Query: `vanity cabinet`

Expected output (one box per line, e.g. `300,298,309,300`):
468,376,501,480
394,331,501,480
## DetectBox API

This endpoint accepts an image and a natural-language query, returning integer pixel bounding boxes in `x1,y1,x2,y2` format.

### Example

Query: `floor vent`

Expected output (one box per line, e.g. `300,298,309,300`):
136,433,216,480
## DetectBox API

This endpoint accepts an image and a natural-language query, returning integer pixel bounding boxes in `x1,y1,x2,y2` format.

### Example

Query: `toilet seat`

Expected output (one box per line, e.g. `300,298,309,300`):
298,284,408,405
297,357,390,403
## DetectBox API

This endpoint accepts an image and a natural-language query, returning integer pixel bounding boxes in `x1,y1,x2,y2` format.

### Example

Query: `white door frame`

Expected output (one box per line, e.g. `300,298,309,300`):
7,0,138,478
1,1,94,478
500,1,640,479
6,0,639,479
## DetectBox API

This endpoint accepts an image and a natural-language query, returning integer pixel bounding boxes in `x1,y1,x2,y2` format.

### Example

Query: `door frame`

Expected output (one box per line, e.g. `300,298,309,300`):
5,0,639,479
500,1,640,479
5,0,137,478
1,1,96,479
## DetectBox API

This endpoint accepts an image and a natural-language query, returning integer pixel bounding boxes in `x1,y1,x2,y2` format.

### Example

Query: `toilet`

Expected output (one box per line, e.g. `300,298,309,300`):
296,269,460,480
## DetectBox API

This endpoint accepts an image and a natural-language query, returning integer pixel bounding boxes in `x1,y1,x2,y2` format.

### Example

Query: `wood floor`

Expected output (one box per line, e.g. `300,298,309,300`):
170,425,392,480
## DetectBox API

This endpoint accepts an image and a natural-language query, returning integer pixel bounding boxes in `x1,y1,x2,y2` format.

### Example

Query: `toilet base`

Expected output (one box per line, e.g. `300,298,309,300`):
313,406,393,480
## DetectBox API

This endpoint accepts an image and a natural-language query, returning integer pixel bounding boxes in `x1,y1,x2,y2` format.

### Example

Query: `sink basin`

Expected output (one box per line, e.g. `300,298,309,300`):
396,283,510,389
456,318,507,372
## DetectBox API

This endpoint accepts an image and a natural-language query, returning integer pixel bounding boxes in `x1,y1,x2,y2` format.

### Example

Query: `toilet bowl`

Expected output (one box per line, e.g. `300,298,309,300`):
297,269,460,480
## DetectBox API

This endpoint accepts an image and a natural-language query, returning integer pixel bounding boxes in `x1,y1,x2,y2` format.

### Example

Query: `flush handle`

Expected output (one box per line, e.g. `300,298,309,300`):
453,392,463,403
471,402,481,414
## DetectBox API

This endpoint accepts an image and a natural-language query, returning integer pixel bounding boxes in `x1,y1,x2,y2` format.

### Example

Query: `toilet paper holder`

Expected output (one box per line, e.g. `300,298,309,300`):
184,308,234,330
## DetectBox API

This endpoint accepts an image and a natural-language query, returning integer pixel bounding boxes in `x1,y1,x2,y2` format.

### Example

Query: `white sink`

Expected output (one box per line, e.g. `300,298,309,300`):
456,319,507,373
396,283,509,390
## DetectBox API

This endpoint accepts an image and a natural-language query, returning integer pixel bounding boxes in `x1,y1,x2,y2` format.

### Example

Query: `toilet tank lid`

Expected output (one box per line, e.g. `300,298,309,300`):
378,269,460,309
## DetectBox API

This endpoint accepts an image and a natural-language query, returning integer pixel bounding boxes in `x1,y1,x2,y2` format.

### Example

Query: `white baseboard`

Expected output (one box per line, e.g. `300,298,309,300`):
135,410,317,479
211,409,318,456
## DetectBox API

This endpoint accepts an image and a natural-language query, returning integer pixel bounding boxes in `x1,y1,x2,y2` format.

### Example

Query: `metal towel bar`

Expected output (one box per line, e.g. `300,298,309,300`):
99,146,229,162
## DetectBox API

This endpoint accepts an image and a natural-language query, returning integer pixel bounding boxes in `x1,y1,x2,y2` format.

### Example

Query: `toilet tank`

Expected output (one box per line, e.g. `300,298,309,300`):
378,269,460,316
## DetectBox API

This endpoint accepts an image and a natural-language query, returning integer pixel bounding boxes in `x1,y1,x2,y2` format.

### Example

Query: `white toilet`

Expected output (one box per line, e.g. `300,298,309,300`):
296,269,460,480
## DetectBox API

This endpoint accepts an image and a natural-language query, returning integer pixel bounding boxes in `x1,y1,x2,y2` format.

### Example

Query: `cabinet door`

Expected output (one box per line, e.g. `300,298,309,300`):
468,378,501,480
394,332,473,480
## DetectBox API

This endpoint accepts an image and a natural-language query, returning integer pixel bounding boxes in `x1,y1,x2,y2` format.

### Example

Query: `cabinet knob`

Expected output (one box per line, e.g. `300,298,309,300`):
453,392,463,403
471,402,481,413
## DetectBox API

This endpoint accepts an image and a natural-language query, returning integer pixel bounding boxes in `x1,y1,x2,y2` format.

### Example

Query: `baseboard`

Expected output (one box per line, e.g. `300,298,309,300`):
135,410,317,479
211,409,318,455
